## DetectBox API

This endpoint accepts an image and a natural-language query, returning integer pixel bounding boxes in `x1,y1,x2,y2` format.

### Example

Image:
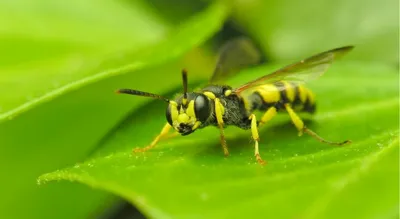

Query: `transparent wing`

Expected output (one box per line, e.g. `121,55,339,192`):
209,37,262,84
233,46,354,94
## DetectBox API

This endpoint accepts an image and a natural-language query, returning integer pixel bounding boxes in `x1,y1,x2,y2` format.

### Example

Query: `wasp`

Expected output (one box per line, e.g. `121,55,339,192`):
117,38,353,165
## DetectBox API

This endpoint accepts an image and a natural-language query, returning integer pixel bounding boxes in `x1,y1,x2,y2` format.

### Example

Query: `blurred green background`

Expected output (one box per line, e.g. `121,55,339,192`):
0,0,398,218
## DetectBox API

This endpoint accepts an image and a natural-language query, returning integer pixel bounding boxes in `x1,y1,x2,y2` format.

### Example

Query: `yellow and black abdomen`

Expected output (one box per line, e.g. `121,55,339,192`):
247,81,316,114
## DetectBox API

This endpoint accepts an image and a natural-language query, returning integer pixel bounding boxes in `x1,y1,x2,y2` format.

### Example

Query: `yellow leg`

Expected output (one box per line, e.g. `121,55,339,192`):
215,98,229,156
133,122,174,153
284,104,351,146
249,114,266,165
164,132,179,139
284,103,305,136
259,106,277,127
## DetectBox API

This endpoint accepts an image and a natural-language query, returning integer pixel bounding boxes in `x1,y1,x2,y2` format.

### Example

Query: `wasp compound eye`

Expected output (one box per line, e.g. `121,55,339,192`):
166,104,173,126
194,94,211,123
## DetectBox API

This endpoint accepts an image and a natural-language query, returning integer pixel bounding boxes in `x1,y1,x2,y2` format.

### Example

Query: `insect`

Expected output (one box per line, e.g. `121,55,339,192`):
116,37,353,165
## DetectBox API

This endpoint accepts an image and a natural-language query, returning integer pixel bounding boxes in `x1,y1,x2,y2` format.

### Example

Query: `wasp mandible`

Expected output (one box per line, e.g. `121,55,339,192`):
117,38,353,165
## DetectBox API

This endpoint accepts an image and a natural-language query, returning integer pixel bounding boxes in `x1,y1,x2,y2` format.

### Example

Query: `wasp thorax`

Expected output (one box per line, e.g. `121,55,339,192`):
166,93,212,136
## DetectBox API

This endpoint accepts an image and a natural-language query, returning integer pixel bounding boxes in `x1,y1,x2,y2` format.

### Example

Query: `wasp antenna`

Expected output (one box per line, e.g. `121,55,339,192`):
116,89,170,103
182,69,188,100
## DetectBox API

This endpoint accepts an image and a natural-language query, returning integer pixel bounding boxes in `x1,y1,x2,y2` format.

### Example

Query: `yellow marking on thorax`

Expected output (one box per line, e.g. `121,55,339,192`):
256,84,280,103
224,89,232,96
281,81,295,102
242,96,252,112
203,91,216,99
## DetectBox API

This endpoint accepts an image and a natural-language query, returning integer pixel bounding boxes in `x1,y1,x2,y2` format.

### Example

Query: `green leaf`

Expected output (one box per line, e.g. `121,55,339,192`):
0,1,229,218
0,0,229,122
39,62,399,218
0,50,216,219
0,1,171,218
231,0,398,65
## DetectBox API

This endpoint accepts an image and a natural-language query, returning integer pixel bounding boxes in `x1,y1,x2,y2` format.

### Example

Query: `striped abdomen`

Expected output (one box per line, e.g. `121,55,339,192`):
247,81,316,113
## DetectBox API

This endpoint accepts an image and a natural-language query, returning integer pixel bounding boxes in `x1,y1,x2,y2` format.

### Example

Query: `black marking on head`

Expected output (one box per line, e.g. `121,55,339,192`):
179,123,194,136
176,92,198,107
166,105,173,126
194,94,211,123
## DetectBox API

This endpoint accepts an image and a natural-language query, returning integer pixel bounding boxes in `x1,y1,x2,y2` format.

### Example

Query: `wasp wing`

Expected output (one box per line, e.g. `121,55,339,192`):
209,37,262,84
233,46,354,94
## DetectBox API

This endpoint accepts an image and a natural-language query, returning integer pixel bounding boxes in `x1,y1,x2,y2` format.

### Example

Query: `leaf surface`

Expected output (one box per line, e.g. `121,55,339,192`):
39,62,399,219
0,1,229,218
0,0,228,121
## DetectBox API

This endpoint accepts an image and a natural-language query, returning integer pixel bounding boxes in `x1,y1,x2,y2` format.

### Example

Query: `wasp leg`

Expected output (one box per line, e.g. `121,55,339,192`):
164,132,179,139
284,104,351,146
133,122,174,153
215,98,229,156
249,114,266,165
258,106,278,127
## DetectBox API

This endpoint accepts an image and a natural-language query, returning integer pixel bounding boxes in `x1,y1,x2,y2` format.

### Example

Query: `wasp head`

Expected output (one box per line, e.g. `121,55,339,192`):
166,92,211,135
116,69,211,136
